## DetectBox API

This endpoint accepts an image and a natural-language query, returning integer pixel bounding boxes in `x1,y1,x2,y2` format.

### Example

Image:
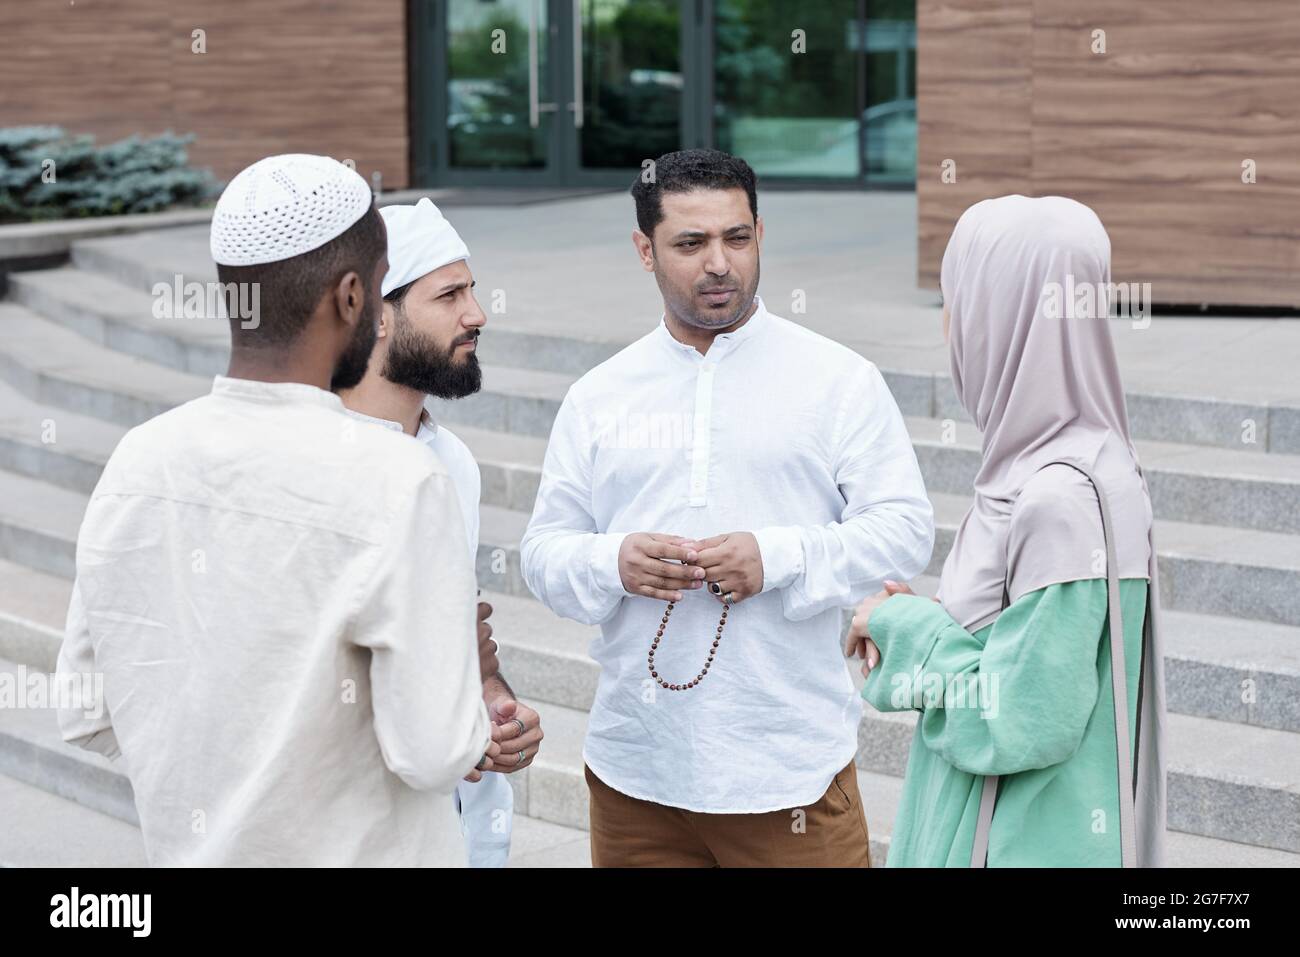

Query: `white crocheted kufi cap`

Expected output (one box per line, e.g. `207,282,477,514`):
210,154,373,266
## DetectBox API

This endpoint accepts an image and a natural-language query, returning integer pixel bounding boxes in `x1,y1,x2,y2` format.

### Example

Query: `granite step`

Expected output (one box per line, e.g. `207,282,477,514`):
3,657,1293,866
5,345,1299,541
0,658,138,825
4,459,1300,644
59,231,1300,453
0,772,147,868
927,492,1300,629
906,416,1300,535
5,578,1300,853
472,493,1300,629
469,582,1300,855
0,649,593,866
0,301,578,444
434,360,1300,457
5,553,1299,741
24,260,622,380
850,704,1300,853
0,468,86,580
0,765,588,868
0,559,69,672
0,375,126,495
7,269,1300,533
420,416,1300,538
6,266,229,378
0,304,209,429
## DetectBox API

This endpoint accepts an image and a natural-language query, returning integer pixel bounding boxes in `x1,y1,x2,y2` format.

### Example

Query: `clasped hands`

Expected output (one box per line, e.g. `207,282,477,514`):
617,531,764,605
465,599,544,781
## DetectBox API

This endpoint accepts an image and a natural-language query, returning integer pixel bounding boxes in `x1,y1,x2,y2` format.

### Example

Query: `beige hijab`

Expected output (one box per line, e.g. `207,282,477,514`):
936,194,1167,866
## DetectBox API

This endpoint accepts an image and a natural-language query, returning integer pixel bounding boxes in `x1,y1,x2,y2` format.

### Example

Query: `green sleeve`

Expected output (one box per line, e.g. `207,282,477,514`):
860,581,1108,777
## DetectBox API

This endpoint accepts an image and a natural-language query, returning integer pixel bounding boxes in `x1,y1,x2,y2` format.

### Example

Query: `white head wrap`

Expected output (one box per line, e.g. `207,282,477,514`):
210,154,373,267
378,198,470,296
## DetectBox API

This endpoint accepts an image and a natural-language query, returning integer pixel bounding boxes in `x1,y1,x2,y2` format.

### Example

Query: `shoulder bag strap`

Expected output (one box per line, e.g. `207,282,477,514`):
970,460,1137,867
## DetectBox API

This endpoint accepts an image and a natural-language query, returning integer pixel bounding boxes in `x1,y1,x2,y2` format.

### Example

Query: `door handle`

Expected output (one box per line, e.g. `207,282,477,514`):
571,0,584,128
530,0,560,128
529,0,540,127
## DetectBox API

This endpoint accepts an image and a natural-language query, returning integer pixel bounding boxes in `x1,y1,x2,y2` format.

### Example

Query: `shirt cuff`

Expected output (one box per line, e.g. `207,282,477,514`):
589,532,629,597
753,525,804,593
68,727,121,761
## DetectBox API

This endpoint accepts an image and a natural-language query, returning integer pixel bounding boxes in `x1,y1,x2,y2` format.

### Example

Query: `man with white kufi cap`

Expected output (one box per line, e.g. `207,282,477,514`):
56,155,503,866
339,197,545,868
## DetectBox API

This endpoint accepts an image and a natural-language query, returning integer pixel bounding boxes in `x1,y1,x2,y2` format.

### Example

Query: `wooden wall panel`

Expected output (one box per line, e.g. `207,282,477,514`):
0,0,410,189
916,0,1033,295
918,0,1300,308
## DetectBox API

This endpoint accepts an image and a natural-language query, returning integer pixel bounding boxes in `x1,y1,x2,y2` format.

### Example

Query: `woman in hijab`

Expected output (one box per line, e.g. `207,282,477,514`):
845,195,1167,867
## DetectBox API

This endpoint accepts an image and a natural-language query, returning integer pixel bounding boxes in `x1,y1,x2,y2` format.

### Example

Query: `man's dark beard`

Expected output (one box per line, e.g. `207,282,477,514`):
382,315,482,399
659,261,760,332
329,295,379,392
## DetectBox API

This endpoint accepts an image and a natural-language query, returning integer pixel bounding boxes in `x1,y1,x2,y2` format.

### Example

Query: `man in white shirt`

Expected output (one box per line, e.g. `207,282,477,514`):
338,198,545,867
520,149,934,866
56,154,501,866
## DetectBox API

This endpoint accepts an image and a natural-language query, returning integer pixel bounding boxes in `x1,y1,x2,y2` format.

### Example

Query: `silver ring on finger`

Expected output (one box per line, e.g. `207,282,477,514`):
511,717,526,737
708,581,722,596
515,748,528,765
724,591,736,604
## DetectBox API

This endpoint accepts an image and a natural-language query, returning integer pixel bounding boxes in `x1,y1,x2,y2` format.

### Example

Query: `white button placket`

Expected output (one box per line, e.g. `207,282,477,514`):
688,354,718,507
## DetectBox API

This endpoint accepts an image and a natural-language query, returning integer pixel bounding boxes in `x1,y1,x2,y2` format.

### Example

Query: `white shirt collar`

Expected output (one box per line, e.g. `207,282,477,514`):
211,375,345,412
343,404,437,438
656,294,770,361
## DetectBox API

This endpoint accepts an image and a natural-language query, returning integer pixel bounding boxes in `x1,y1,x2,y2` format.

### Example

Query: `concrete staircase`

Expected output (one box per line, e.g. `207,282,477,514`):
1,228,1298,866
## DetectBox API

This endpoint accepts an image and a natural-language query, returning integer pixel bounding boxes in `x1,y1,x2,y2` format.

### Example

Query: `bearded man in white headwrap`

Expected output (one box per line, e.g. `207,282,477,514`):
57,155,501,866
338,197,545,867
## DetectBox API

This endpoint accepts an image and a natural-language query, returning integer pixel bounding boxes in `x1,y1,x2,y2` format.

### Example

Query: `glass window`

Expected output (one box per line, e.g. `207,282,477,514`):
714,0,862,179
578,0,683,170
448,0,551,170
861,0,916,183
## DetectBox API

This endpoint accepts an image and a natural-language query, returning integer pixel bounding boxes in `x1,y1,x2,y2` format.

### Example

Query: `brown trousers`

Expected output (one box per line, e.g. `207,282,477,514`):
585,763,872,867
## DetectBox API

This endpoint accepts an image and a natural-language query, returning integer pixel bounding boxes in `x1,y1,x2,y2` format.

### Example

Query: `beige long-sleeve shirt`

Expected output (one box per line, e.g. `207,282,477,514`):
57,375,490,866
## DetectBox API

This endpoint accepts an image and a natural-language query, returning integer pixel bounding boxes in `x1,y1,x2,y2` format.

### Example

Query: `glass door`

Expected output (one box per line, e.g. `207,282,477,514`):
560,0,690,185
425,0,695,187
415,1,916,188
442,0,564,183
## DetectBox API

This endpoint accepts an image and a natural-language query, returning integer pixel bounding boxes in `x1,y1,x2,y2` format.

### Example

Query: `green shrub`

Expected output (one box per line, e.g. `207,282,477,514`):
0,126,218,224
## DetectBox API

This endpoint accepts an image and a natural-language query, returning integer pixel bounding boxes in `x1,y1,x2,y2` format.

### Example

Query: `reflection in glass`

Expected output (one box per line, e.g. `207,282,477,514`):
577,0,682,170
448,0,550,169
714,0,860,179
861,0,916,183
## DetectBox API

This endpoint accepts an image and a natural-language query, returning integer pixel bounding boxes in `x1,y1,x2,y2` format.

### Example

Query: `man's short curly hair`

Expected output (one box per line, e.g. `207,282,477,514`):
630,149,758,239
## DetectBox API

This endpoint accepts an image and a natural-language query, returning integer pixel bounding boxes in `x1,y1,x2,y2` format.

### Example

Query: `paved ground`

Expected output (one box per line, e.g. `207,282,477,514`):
0,770,591,867
141,190,1300,406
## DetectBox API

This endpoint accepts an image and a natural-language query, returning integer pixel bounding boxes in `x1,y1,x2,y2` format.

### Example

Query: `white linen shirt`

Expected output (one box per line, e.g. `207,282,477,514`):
347,406,514,868
57,376,491,866
520,297,934,812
